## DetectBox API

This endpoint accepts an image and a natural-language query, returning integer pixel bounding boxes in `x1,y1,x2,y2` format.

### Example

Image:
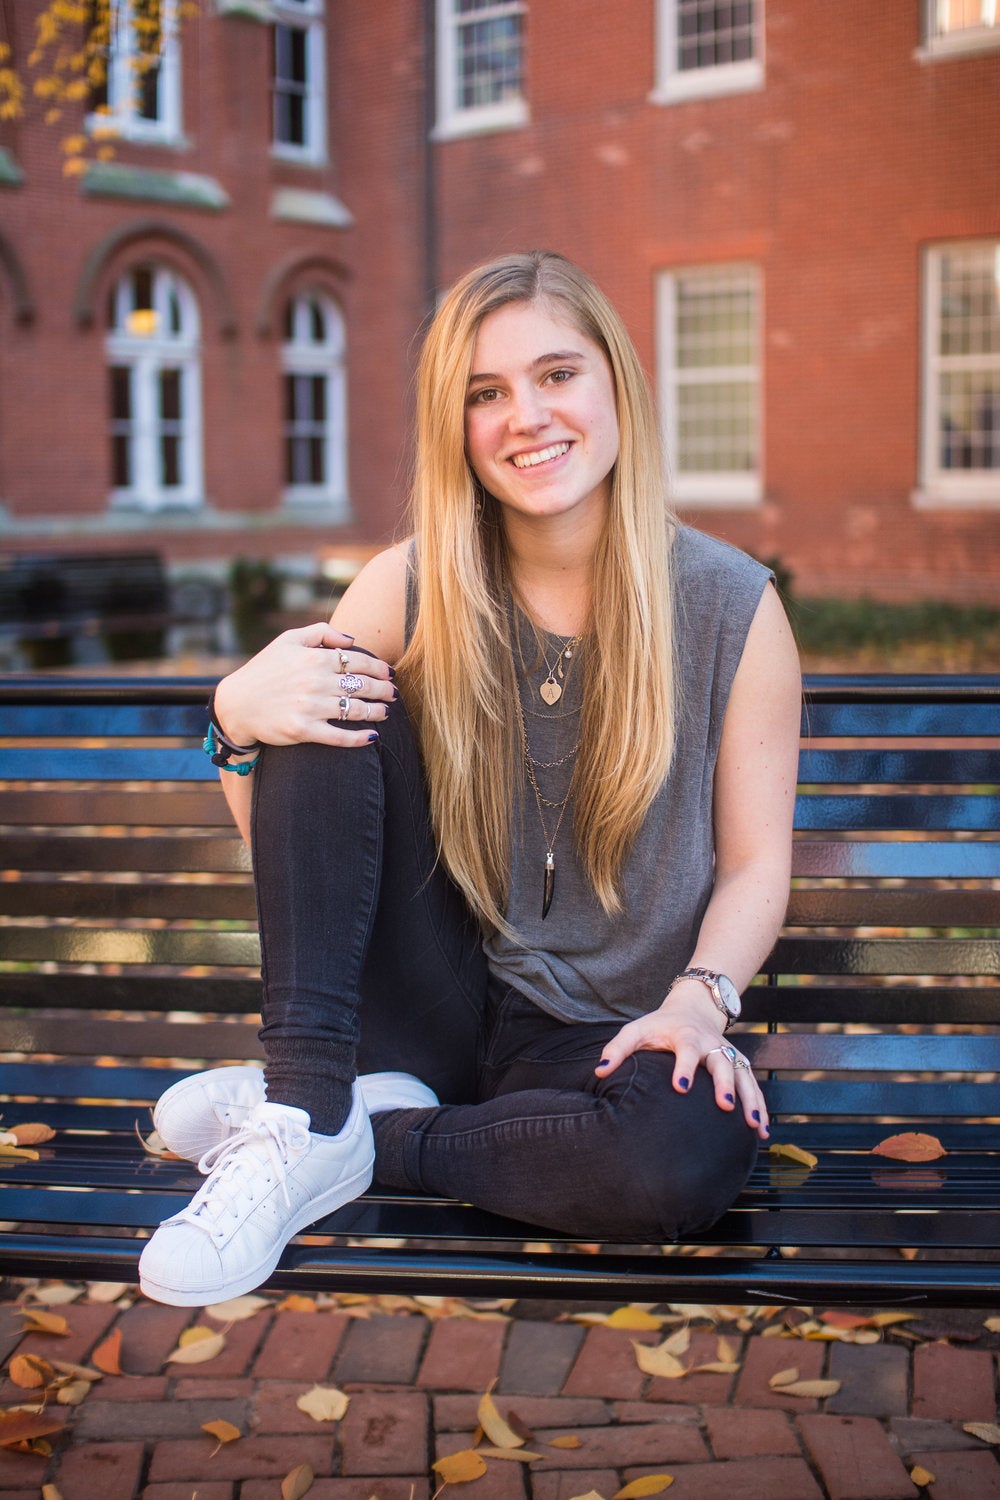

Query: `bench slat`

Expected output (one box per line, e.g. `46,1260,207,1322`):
803,702,1000,736
0,926,260,966
795,792,1000,830
0,789,230,827
0,749,210,781
798,748,1000,783
2,833,250,873
791,841,1000,877
0,880,256,920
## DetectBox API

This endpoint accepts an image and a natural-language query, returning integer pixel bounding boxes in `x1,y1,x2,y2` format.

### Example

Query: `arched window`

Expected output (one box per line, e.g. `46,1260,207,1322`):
106,264,203,509
281,292,348,508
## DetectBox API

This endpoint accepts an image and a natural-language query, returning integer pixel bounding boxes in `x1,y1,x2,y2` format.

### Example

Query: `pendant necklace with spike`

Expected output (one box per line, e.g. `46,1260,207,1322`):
515,696,578,919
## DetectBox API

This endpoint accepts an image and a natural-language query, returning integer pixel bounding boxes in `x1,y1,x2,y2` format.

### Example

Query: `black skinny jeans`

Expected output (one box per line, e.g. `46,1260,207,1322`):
249,691,757,1242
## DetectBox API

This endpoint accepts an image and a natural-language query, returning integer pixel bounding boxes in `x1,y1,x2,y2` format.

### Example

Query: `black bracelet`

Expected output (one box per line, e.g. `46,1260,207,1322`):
206,687,261,763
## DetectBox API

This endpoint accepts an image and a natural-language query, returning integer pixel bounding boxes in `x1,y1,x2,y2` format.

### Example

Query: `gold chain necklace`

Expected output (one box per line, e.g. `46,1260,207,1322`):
515,694,578,919
538,633,580,706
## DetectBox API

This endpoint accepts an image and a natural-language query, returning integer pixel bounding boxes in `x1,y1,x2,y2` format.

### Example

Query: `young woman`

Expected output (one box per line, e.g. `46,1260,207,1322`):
138,251,801,1307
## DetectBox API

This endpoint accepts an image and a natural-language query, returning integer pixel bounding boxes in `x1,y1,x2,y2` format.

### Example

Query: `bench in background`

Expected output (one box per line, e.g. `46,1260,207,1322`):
0,673,997,1307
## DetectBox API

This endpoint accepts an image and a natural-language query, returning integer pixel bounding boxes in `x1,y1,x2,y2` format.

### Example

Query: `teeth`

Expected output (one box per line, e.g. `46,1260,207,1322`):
511,442,570,469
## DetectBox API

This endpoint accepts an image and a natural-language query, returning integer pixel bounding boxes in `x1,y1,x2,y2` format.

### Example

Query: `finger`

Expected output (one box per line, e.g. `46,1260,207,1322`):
328,693,391,728
669,1038,701,1095
704,1052,738,1111
734,1070,770,1137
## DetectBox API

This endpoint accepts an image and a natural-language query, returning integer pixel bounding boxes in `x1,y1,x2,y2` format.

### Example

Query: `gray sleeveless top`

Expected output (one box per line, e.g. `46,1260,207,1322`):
405,524,774,1024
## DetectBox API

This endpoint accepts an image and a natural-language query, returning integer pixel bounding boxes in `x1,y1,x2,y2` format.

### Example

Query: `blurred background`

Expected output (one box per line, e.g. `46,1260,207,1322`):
0,0,997,673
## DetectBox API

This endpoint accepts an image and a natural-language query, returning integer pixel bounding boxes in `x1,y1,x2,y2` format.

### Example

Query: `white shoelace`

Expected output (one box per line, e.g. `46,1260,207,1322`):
179,1112,311,1231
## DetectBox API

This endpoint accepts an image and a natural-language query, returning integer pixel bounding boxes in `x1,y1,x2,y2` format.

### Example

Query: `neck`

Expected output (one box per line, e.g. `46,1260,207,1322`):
502,511,602,636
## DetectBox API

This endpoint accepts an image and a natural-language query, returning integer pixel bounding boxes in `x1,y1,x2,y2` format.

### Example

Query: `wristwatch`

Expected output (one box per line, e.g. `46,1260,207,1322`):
668,968,742,1030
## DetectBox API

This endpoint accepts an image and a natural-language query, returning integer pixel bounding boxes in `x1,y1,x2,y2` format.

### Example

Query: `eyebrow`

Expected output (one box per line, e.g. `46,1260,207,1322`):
467,349,587,385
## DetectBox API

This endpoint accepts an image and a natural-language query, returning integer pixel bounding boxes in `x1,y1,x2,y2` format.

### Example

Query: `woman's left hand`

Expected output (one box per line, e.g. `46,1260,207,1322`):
595,990,769,1140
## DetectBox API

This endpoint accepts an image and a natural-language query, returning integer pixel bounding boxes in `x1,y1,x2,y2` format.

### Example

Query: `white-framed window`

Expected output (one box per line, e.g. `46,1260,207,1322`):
651,0,763,104
657,264,762,506
282,293,348,510
88,0,182,144
271,0,327,162
106,265,203,510
919,0,1000,59
434,0,527,139
916,242,1000,508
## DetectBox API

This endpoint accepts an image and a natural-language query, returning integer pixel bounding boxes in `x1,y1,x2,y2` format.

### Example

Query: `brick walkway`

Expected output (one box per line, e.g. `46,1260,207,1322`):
1,1287,999,1499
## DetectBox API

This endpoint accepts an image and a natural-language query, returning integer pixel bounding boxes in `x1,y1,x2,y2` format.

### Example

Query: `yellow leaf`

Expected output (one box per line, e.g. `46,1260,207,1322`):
566,1492,605,1500
277,1294,317,1313
50,1361,102,1383
42,1485,64,1500
984,1317,1000,1333
92,1329,123,1375
55,1380,91,1406
62,157,88,178
964,1422,1000,1445
281,1464,315,1500
692,1361,741,1374
910,1466,935,1486
604,1305,666,1330
180,1326,219,1346
431,1449,488,1482
549,1434,582,1448
778,1379,842,1398
767,1142,818,1168
28,1284,80,1306
137,1128,180,1159
20,1309,69,1336
86,1282,130,1304
768,1367,800,1388
632,1340,689,1379
662,1326,691,1357
206,1295,270,1323
9,1354,54,1389
871,1132,946,1162
166,1331,226,1365
477,1386,525,1448
871,1311,918,1327
716,1335,738,1362
0,1144,40,1161
613,1479,675,1498
295,1385,350,1423
202,1419,241,1444
7,1122,55,1145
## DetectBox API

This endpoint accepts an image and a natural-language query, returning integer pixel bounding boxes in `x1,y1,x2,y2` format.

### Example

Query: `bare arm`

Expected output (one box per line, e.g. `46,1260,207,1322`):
214,544,410,842
596,583,802,1138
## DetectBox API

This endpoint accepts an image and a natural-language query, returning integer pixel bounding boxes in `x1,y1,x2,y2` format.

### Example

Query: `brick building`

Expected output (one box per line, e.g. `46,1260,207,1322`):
0,0,997,604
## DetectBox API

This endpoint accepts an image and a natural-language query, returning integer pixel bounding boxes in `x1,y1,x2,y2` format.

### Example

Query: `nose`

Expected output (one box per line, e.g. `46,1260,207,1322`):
508,382,550,434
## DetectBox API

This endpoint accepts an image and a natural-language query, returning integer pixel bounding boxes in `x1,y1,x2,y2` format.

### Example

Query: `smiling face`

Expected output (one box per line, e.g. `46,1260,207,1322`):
464,298,620,533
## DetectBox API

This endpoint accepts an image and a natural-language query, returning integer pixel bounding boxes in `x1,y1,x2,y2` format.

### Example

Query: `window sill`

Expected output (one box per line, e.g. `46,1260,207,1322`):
81,161,230,211
649,58,764,106
912,481,1000,509
672,479,762,508
915,31,1000,63
431,99,529,141
271,143,329,169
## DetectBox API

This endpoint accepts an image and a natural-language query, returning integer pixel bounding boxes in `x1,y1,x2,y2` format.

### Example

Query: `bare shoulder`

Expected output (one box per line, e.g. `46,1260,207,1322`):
330,541,410,664
730,582,801,716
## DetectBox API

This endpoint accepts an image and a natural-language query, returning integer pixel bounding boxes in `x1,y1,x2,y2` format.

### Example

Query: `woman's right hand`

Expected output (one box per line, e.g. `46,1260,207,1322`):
212,621,396,749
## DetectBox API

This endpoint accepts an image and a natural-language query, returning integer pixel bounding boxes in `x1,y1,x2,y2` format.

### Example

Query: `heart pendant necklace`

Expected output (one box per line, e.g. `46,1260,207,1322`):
539,634,580,706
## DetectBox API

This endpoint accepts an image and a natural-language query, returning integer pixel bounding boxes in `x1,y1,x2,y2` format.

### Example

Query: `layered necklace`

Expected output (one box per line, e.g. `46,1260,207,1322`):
512,615,583,919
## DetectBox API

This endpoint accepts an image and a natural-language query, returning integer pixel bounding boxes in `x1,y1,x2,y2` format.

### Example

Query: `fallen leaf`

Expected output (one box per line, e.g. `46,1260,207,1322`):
767,1142,818,1168
662,1326,691,1357
86,1282,131,1303
613,1479,674,1497
871,1132,946,1162
692,1361,741,1374
477,1386,525,1448
295,1385,350,1422
985,1317,1000,1333
549,1434,582,1449
19,1309,69,1336
566,1493,605,1500
632,1340,689,1379
777,1379,842,1398
964,1422,1000,1445
8,1123,56,1145
281,1463,314,1500
137,1126,181,1159
910,1465,935,1486
0,1409,66,1447
9,1354,54,1389
56,1381,92,1406
41,1485,64,1500
476,1446,542,1461
166,1330,226,1365
769,1367,800,1388
431,1449,488,1482
277,1294,317,1313
51,1360,103,1383
91,1328,123,1375
27,1283,80,1306
871,1312,919,1327
716,1335,738,1362
206,1295,270,1323
604,1306,666,1330
202,1419,241,1445
819,1311,872,1330
0,1144,40,1161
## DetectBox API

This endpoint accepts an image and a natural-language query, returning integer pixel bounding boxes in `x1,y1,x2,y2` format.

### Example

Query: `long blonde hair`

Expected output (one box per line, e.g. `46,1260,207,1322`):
397,250,678,934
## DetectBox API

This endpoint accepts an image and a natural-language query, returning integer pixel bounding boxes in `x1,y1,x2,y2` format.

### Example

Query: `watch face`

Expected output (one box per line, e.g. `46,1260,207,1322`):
717,974,741,1018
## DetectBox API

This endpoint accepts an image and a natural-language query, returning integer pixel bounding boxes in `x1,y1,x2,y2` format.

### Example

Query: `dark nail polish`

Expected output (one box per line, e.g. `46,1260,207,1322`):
388,665,396,679
343,634,355,643
762,1126,770,1137
678,1077,690,1091
596,1059,610,1069
367,732,379,743
752,1109,761,1121
725,1093,734,1104
392,685,400,700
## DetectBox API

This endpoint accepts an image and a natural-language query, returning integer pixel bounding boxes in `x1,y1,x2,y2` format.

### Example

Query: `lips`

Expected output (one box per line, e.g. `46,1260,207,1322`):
510,441,571,469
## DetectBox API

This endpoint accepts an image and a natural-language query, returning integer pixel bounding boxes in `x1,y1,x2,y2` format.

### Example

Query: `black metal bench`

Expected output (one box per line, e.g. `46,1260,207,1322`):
0,673,997,1307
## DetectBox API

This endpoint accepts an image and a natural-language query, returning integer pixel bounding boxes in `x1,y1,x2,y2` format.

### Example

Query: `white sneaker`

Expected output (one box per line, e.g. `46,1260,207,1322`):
154,1065,437,1164
138,1091,374,1307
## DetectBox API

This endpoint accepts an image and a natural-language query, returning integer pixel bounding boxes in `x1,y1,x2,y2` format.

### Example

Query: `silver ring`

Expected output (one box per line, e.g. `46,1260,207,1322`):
363,700,372,721
339,674,364,695
733,1053,753,1072
336,649,349,673
707,1044,739,1064
337,696,351,719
